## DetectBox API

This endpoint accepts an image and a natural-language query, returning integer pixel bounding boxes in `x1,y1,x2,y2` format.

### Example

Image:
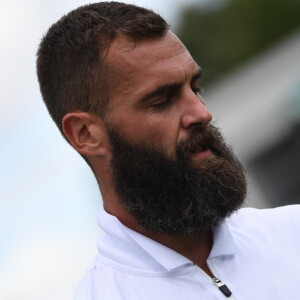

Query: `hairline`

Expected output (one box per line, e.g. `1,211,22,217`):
100,31,170,120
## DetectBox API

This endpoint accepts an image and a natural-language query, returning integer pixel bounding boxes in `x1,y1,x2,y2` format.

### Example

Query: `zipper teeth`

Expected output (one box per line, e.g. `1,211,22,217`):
207,258,221,278
194,265,212,280
193,260,220,281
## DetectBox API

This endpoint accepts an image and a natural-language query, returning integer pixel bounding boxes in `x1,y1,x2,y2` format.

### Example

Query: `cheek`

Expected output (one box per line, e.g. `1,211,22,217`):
111,108,180,154
143,115,180,156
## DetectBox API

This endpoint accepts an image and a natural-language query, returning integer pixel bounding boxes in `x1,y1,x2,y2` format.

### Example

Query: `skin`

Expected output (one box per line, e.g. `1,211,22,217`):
63,30,214,276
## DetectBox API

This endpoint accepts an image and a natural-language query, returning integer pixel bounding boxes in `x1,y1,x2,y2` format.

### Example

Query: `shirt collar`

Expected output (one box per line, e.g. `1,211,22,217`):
209,218,237,258
124,223,192,271
97,205,237,273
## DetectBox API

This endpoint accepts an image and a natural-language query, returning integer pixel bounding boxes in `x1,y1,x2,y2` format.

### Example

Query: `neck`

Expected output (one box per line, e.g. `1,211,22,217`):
104,197,214,276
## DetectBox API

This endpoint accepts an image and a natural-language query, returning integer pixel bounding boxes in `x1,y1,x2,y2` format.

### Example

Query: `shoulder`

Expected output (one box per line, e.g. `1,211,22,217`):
227,205,300,250
73,264,97,300
73,261,138,300
230,204,300,228
73,263,113,300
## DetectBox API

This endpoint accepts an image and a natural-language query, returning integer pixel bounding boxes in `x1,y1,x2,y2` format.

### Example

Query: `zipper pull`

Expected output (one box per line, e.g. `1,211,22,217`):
212,277,232,297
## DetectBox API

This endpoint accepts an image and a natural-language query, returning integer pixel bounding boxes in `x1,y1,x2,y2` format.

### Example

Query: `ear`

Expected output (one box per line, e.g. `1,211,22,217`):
62,112,107,157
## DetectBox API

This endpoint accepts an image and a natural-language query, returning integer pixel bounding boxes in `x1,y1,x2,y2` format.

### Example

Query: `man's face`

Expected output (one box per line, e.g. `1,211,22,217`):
104,30,212,160
103,31,247,233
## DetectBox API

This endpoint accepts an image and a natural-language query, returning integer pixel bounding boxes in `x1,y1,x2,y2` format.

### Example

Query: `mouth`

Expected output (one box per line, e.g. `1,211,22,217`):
190,148,212,160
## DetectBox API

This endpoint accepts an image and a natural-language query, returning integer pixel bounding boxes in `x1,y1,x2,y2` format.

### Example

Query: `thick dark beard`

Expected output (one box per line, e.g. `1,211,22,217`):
107,124,247,234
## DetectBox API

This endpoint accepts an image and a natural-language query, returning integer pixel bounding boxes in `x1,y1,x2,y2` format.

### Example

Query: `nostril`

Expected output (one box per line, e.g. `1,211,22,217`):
189,123,204,131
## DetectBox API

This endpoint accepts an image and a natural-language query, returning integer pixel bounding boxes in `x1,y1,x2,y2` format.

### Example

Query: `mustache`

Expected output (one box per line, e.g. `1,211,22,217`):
178,124,225,157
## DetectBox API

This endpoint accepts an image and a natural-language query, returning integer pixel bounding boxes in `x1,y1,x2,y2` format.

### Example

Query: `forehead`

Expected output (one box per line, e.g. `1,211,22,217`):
105,31,198,103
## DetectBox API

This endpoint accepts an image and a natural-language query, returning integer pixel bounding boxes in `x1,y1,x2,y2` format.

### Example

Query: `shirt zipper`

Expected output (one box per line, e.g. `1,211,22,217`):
212,277,232,297
194,261,235,299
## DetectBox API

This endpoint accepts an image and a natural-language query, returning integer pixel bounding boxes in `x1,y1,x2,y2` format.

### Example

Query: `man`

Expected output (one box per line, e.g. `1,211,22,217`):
37,2,300,299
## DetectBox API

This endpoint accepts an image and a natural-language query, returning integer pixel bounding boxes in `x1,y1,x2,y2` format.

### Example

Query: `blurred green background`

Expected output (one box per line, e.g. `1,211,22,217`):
177,0,300,86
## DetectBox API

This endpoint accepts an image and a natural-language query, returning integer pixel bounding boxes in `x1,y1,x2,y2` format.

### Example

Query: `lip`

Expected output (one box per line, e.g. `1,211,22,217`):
191,149,212,160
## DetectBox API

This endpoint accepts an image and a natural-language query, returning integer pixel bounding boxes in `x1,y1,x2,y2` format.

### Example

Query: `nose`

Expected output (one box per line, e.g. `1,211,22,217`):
181,92,212,129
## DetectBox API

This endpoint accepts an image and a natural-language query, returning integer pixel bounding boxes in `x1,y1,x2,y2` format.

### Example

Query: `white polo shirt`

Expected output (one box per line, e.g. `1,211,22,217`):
74,205,300,300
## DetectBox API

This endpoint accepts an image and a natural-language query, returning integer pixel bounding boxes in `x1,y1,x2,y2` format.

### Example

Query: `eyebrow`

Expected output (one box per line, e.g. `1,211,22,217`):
138,67,203,105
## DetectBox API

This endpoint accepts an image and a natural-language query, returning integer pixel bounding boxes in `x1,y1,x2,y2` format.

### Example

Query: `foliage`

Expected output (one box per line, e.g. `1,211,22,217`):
176,0,300,86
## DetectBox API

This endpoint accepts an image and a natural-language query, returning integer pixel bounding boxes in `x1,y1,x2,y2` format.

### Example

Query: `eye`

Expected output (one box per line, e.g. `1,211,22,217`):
152,96,171,108
192,87,206,105
151,92,175,109
192,87,204,96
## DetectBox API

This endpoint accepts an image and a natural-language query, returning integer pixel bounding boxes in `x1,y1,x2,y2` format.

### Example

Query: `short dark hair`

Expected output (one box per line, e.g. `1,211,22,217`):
36,1,168,137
